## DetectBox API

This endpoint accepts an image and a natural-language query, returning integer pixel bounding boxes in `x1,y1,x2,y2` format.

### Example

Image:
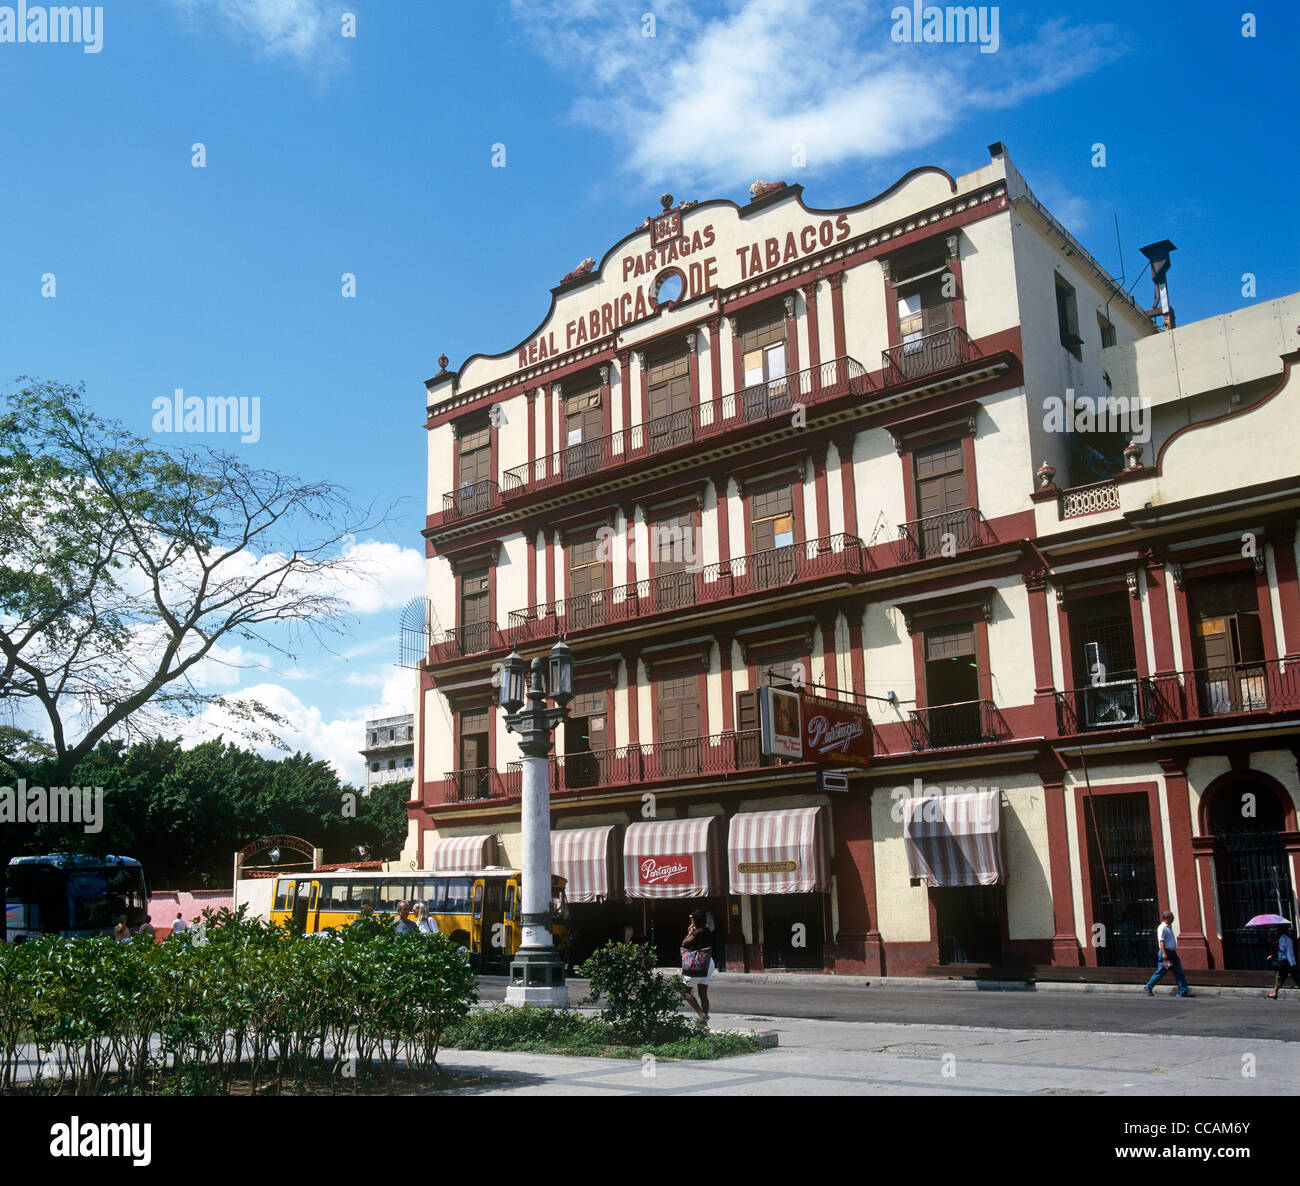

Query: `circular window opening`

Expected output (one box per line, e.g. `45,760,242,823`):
654,271,684,306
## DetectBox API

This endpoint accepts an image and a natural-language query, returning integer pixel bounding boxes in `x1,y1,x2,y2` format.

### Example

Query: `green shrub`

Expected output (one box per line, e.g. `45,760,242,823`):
577,942,693,1045
444,1005,607,1055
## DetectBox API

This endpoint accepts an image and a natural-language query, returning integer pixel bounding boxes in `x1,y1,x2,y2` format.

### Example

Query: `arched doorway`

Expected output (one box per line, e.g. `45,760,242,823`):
1207,780,1297,969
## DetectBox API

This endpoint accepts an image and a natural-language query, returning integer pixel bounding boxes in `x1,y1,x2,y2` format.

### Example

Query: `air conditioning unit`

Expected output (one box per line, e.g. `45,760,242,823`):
1082,642,1140,728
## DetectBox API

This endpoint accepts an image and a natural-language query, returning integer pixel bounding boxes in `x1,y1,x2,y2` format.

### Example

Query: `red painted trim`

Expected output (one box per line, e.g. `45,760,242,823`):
848,614,866,696
827,272,846,360
1128,583,1150,679
1073,781,1170,969
545,529,556,606
1157,758,1209,967
719,636,735,731
820,614,838,692
835,434,858,538
600,368,612,438
713,474,731,565
960,433,978,511
802,281,821,374
1023,578,1054,695
974,615,992,704
1055,596,1077,693
527,387,536,465
910,628,927,710
639,356,649,425
544,384,554,460
526,529,537,609
1170,579,1197,677
812,442,831,540
1040,772,1080,964
1273,531,1300,655
706,316,722,403
1255,564,1280,664
1198,766,1298,835
1144,565,1177,674
687,340,701,414
784,300,800,378
730,322,742,400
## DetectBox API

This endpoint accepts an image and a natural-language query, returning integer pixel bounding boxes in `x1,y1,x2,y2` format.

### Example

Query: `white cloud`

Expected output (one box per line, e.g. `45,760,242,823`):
512,0,1124,191
169,663,416,786
165,0,347,73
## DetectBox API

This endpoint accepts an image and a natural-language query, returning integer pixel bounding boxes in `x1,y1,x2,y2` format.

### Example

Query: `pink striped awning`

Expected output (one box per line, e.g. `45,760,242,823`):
728,807,830,894
624,816,723,899
904,791,1004,887
551,826,619,903
429,833,498,870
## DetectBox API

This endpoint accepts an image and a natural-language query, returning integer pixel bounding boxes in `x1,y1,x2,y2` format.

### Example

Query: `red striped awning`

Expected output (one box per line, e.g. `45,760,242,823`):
728,806,830,894
624,817,722,899
429,833,497,870
904,791,1004,887
551,826,619,903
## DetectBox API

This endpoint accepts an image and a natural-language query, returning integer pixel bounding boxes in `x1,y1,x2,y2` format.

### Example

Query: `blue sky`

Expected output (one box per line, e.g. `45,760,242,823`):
1,0,1295,782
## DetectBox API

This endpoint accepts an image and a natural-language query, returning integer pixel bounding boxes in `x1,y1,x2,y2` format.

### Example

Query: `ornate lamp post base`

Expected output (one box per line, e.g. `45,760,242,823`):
504,945,569,1007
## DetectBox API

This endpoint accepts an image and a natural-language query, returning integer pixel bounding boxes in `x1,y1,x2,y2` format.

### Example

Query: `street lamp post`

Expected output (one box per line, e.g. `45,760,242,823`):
499,640,572,1006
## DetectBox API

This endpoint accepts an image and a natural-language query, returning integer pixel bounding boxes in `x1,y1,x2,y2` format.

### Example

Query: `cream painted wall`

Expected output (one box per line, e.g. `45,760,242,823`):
973,386,1034,519
960,213,1019,341
870,787,931,941
1000,781,1054,940
987,579,1036,710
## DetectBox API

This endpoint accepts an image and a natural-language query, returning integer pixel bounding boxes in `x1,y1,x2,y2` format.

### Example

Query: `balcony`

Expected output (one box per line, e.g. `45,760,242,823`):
500,357,868,501
882,326,978,385
441,479,502,522
1060,479,1120,519
433,766,520,805
428,623,508,665
1150,659,1300,723
1056,678,1157,733
506,533,868,647
1056,660,1300,735
906,699,1008,750
894,508,993,563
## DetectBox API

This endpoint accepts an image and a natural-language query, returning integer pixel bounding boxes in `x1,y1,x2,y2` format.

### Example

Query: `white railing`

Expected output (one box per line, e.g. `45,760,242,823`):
1061,480,1120,518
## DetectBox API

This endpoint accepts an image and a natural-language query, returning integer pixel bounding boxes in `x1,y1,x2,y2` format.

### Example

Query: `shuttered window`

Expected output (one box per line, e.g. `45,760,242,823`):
458,423,492,486
657,673,700,742
914,440,968,520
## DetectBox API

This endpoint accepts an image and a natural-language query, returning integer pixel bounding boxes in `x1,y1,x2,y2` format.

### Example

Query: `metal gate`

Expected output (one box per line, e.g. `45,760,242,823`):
1084,793,1159,967
1216,829,1296,970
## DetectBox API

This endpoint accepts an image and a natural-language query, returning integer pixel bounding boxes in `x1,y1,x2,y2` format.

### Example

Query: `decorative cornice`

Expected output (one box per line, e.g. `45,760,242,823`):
599,365,610,385
783,293,796,317
686,331,698,354
898,590,995,636
1127,570,1140,599
737,628,815,663
1169,563,1185,592
640,641,715,670
444,541,501,573
945,232,960,259
1022,568,1049,593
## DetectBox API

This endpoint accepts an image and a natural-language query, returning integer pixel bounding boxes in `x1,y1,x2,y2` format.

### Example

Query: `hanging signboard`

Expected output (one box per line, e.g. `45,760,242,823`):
759,686,872,767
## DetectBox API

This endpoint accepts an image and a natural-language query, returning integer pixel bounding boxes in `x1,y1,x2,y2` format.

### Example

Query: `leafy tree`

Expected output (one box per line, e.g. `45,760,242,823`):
0,378,383,828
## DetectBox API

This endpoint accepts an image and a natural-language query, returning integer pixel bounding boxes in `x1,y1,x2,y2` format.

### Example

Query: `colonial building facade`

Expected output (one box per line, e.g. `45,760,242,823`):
404,143,1300,977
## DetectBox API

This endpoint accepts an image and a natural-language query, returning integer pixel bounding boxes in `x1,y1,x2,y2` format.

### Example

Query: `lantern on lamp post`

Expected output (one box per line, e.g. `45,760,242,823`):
498,639,573,1006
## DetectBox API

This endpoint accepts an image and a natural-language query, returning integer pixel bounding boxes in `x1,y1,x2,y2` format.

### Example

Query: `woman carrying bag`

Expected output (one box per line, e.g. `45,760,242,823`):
680,908,715,1022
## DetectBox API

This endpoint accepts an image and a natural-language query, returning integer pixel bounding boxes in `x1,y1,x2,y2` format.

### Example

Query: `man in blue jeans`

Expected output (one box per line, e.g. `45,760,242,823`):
1144,909,1190,996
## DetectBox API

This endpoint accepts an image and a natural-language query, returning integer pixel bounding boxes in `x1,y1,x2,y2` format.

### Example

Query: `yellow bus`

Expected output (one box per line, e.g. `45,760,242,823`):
268,868,570,970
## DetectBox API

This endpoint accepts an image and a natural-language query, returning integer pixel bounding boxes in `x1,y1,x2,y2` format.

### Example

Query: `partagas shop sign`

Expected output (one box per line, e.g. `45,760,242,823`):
760,687,872,767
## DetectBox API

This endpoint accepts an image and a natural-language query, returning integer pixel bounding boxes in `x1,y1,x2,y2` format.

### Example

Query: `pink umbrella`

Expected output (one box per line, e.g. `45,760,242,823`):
1246,913,1291,927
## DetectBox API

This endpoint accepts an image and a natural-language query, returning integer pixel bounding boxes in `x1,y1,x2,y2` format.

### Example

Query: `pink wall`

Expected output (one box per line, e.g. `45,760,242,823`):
148,889,234,936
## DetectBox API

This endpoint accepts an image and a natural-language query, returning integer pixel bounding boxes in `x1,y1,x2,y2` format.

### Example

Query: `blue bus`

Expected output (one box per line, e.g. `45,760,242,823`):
5,854,149,940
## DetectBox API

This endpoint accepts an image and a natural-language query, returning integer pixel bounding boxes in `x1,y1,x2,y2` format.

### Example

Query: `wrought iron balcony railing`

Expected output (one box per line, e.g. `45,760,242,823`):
906,699,1008,751
894,507,993,563
506,533,868,645
441,479,502,521
499,356,868,500
434,766,521,805
882,325,978,384
428,623,507,665
1055,677,1158,734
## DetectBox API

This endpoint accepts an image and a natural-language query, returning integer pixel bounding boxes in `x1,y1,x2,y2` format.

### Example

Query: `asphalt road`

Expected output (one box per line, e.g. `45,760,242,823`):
475,974,1300,1043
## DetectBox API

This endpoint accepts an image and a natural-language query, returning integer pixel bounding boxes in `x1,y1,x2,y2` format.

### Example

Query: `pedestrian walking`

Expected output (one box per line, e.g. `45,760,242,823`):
1143,910,1190,997
680,908,715,1021
112,915,131,943
393,901,419,936
415,902,439,935
1266,923,1299,999
170,912,189,937
136,917,155,940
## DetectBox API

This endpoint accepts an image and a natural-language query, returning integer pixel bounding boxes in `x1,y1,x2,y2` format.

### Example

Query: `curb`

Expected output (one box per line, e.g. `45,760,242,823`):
707,972,1283,1000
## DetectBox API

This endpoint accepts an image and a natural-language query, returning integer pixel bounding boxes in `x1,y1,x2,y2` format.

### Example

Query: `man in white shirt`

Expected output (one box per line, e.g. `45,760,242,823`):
1143,910,1190,996
170,913,189,936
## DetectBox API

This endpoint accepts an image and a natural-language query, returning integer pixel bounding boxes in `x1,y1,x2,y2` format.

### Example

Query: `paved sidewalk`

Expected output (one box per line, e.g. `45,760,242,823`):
704,971,1278,999
434,1012,1300,1096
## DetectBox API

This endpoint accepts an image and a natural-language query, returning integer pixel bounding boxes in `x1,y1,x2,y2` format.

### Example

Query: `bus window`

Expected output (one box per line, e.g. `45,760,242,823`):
349,881,378,912
377,881,408,909
319,881,349,911
273,881,290,911
420,878,446,910
444,878,471,913
68,873,114,930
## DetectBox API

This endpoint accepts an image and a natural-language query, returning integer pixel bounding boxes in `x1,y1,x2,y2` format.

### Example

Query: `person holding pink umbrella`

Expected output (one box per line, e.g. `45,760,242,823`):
1266,923,1298,999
